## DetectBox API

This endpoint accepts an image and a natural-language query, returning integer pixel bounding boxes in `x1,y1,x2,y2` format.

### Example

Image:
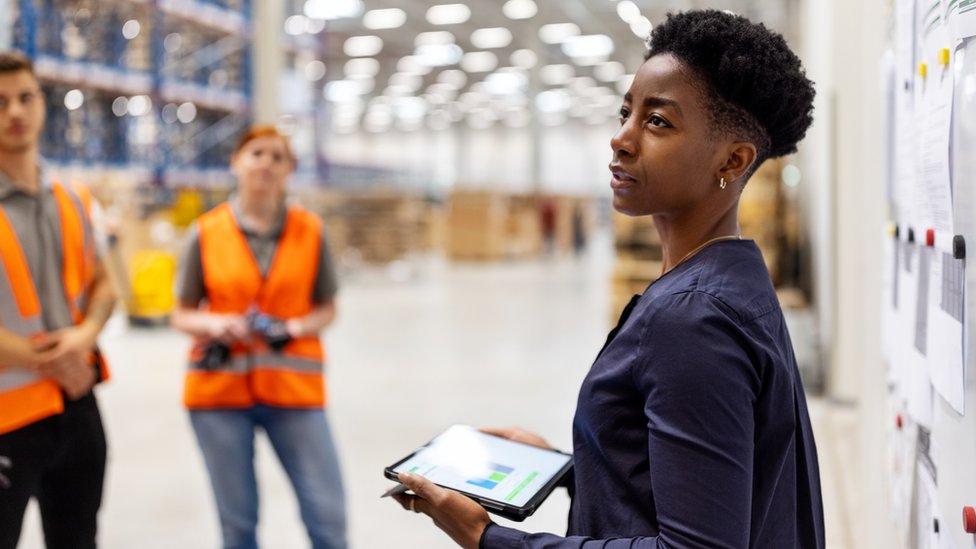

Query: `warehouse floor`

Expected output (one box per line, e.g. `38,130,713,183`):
17,233,856,549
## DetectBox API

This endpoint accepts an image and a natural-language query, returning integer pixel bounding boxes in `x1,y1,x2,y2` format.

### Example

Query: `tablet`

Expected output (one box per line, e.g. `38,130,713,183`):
384,425,573,521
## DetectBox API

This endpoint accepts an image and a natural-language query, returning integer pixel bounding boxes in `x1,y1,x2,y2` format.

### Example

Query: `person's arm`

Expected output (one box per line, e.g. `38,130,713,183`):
285,300,336,338
169,225,248,343
398,292,760,549
0,327,50,373
284,223,340,338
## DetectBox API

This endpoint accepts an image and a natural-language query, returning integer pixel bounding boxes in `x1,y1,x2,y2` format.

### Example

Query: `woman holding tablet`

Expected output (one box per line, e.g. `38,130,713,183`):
391,10,823,549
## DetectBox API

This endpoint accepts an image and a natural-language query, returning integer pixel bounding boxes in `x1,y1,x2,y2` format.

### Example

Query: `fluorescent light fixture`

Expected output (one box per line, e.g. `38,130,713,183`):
363,8,406,30
437,70,468,89
416,44,464,67
569,76,597,92
64,89,84,110
177,102,197,123
562,34,614,59
594,61,625,82
426,4,471,25
415,31,455,47
504,109,532,128
461,51,498,73
326,80,369,102
285,15,309,36
630,16,652,39
540,64,574,86
122,20,141,40
616,74,635,95
305,0,363,20
388,73,424,92
616,1,641,24
539,23,580,44
502,0,537,20
471,27,513,49
344,35,383,57
127,95,152,116
305,60,327,81
484,72,527,95
397,56,433,75
112,97,129,117
395,97,428,120
510,49,537,69
535,89,571,113
344,58,380,77
306,18,326,34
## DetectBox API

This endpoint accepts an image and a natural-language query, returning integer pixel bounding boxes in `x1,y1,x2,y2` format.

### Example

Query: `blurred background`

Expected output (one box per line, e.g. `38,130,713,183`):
0,0,947,548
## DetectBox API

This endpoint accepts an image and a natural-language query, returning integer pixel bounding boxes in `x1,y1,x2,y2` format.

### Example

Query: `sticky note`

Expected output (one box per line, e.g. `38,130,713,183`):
939,48,951,66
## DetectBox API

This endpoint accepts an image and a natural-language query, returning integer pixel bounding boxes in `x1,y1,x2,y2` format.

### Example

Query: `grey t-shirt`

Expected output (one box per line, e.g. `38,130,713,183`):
176,199,339,307
0,165,94,331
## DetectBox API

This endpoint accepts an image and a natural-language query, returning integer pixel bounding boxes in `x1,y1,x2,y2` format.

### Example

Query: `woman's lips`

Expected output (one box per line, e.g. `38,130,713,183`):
610,167,637,190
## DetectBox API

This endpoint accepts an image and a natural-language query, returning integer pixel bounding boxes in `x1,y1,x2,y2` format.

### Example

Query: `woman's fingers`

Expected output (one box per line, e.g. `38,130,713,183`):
398,472,440,501
479,426,517,438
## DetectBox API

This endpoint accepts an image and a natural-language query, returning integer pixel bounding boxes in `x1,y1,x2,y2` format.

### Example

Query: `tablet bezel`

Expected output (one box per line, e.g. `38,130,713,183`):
383,428,574,522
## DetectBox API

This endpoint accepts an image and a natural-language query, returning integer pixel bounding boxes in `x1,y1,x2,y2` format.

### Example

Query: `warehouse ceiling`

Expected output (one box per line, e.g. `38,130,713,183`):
288,0,798,133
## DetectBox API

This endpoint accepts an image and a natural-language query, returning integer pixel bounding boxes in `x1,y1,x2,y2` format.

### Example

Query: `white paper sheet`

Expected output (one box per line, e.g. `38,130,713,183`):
883,228,900,376
901,239,936,427
915,9,955,234
925,232,966,413
887,405,918,544
914,428,953,549
896,0,918,225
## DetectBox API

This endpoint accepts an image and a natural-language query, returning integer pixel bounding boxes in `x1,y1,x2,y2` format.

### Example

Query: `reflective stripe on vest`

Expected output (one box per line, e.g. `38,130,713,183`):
184,203,326,409
0,181,107,434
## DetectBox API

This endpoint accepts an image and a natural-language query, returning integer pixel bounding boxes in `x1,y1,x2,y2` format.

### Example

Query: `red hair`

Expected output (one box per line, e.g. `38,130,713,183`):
233,125,297,166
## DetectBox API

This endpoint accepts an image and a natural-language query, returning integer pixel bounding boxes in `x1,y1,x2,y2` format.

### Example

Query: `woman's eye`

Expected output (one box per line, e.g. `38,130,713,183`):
618,110,630,124
647,115,670,128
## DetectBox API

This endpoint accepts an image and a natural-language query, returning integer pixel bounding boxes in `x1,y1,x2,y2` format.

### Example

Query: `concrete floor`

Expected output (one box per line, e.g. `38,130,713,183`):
17,234,855,548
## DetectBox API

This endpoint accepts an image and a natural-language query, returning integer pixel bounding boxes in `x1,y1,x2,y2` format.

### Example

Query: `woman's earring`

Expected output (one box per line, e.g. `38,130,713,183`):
720,177,727,190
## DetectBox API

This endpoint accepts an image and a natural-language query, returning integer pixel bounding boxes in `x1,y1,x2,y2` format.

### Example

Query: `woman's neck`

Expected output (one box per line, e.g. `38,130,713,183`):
654,201,741,273
237,193,281,234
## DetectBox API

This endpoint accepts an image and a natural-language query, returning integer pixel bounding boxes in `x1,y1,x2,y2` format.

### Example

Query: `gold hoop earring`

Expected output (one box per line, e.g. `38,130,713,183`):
720,177,727,190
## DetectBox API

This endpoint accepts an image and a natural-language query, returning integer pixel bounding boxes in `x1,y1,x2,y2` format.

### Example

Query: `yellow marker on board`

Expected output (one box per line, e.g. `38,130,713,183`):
939,48,951,67
919,62,928,78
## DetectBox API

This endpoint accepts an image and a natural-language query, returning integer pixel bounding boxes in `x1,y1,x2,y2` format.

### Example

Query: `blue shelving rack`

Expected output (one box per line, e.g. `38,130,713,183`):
11,0,253,189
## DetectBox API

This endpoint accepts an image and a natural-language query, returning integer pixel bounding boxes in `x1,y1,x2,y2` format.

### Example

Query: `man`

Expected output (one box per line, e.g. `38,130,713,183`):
0,51,116,549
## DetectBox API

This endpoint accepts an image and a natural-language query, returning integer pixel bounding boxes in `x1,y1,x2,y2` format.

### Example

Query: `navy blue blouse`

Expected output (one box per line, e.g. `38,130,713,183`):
483,240,824,548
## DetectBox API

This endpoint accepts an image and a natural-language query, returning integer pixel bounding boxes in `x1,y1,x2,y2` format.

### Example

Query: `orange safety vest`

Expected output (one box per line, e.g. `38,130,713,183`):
0,181,109,435
184,202,327,409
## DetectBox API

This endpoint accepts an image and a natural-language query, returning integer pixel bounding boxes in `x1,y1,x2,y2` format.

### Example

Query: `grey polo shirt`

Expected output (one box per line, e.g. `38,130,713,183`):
0,165,89,331
176,198,339,307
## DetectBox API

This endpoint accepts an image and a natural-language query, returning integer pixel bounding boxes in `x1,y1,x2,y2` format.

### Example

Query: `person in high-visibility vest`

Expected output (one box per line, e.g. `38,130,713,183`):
172,125,345,549
0,51,117,549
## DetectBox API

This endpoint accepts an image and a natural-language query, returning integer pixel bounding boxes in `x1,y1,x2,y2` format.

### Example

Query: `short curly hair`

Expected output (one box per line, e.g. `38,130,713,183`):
646,10,815,164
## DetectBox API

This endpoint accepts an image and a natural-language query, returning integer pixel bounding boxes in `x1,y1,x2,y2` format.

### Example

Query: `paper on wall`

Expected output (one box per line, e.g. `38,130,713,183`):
901,240,935,427
925,232,965,414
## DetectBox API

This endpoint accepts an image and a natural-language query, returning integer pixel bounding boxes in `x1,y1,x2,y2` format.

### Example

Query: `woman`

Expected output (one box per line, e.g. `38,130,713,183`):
392,10,823,549
172,125,346,549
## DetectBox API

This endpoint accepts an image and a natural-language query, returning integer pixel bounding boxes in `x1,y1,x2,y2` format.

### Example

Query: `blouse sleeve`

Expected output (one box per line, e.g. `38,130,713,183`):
482,291,761,549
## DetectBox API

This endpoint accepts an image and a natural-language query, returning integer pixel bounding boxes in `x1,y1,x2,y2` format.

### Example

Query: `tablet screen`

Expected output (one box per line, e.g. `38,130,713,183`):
390,425,572,508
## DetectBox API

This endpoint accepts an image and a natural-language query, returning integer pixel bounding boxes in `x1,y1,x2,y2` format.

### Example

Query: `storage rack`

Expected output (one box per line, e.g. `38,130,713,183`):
11,0,253,189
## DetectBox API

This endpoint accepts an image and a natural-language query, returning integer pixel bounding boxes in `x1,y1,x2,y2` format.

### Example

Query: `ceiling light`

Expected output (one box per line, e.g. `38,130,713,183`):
326,80,369,102
502,0,537,20
388,73,424,92
539,23,580,44
363,8,406,30
438,70,468,89
416,44,464,67
305,60,327,81
426,4,471,25
344,58,380,77
122,20,141,40
471,27,513,49
510,49,537,69
112,97,129,117
177,102,197,123
630,17,652,39
569,76,597,92
64,89,84,110
304,0,363,20
344,35,383,57
127,95,152,116
540,64,574,86
461,51,497,73
616,1,641,24
397,56,433,75
535,89,571,113
484,72,527,95
415,31,455,47
594,61,625,82
284,15,308,36
562,35,614,58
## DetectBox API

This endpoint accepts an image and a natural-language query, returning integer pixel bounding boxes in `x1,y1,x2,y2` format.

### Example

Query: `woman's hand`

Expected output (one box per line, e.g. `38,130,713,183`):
480,427,553,450
391,472,492,549
206,314,249,344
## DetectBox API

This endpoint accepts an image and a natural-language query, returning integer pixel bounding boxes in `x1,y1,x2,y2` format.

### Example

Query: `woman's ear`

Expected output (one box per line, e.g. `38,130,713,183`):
717,141,758,187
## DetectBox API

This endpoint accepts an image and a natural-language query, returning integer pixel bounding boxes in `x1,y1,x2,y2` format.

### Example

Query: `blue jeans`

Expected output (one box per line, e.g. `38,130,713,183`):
189,405,347,549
